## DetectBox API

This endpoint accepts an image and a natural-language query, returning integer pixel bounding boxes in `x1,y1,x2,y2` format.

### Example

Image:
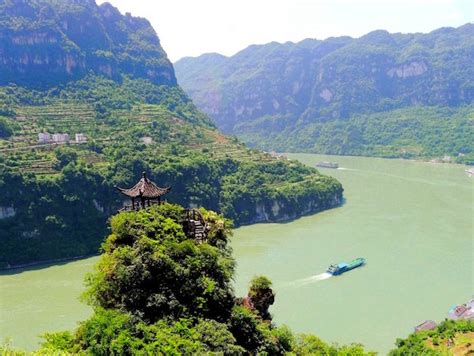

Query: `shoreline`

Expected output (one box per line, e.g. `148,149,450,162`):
2,196,345,271
1,254,99,272
285,152,472,167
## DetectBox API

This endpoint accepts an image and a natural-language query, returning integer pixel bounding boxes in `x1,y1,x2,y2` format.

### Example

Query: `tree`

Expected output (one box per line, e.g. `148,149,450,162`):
247,275,275,321
84,203,235,323
54,147,78,169
0,117,13,138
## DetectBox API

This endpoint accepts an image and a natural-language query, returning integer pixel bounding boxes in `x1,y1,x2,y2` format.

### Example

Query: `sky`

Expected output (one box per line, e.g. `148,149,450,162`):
97,0,473,62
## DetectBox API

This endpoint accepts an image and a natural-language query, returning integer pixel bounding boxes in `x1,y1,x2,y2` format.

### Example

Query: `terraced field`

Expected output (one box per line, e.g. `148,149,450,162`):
0,102,286,176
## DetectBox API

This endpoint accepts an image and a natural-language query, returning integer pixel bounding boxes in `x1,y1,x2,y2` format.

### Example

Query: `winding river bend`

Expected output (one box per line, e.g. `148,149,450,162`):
1,155,472,353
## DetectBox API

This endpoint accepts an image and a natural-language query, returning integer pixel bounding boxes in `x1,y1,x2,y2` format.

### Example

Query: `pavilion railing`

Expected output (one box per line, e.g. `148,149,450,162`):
119,200,165,212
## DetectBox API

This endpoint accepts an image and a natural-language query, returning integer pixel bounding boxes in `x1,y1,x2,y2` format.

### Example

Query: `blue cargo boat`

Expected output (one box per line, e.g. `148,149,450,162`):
327,257,366,275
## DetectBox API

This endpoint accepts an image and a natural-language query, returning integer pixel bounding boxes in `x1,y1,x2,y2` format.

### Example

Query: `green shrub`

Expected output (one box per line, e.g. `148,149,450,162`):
84,204,235,323
0,117,13,138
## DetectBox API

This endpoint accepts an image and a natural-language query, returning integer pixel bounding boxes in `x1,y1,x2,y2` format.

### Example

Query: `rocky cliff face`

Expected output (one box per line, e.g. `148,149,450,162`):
175,24,474,134
0,0,176,88
252,193,342,224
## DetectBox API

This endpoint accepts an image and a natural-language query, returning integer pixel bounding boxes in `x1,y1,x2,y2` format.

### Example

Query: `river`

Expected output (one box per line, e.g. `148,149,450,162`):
1,155,472,353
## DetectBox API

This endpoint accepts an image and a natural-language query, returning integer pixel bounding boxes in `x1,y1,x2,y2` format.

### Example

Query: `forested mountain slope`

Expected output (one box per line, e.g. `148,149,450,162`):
175,24,474,163
0,0,342,267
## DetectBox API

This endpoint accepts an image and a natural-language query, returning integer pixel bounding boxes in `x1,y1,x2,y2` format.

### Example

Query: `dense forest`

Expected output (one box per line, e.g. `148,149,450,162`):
175,24,474,164
0,0,343,267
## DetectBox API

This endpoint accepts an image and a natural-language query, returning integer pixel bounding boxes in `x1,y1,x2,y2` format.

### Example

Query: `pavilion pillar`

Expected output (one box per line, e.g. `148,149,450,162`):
116,173,171,213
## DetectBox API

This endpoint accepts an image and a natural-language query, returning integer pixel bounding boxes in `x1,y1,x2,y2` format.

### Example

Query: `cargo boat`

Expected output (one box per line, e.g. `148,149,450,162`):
316,161,339,169
327,258,365,275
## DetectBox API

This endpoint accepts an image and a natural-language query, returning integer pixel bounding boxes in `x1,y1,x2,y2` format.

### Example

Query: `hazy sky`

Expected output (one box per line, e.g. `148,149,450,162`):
97,0,473,62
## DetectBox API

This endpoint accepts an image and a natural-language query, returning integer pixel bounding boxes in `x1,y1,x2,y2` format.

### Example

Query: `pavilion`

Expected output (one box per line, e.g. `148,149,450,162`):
117,172,171,211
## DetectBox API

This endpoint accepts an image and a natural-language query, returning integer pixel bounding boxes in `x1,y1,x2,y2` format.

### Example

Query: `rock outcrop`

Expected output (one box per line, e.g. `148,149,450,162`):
252,193,342,224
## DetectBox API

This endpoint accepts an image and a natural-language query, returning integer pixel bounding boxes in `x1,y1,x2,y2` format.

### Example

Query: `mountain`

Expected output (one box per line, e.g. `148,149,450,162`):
0,0,343,267
175,25,474,163
0,0,176,88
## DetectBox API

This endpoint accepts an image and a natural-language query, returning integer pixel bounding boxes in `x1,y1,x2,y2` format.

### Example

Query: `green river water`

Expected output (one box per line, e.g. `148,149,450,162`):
1,154,472,353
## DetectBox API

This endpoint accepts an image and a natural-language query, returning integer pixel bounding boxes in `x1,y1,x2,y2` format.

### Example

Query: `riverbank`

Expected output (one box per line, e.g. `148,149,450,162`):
282,150,473,167
0,254,98,273
1,190,344,271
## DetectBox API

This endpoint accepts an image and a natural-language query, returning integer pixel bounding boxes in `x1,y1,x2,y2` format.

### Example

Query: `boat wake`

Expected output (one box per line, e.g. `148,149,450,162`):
337,167,360,171
290,272,333,287
310,272,333,281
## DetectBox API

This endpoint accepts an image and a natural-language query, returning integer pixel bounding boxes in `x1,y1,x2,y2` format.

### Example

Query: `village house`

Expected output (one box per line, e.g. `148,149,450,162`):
448,299,474,320
52,133,70,143
75,133,87,143
38,132,51,143
414,320,437,333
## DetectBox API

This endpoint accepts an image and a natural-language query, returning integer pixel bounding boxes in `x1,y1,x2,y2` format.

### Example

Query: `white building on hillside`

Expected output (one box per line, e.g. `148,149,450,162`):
141,136,153,145
52,133,70,143
75,133,87,143
38,132,51,143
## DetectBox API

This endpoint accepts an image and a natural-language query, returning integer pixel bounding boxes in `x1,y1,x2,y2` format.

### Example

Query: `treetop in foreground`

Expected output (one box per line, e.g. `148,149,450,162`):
390,319,474,355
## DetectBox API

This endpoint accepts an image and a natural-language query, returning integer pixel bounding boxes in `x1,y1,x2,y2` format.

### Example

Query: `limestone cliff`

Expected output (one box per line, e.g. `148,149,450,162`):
0,0,176,88
253,194,342,224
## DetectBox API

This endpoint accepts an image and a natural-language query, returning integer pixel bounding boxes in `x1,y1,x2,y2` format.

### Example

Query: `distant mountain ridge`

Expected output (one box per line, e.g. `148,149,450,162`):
0,0,176,88
175,24,474,162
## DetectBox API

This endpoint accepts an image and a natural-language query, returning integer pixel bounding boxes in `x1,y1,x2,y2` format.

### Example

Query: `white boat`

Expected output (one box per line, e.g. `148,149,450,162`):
316,161,339,169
